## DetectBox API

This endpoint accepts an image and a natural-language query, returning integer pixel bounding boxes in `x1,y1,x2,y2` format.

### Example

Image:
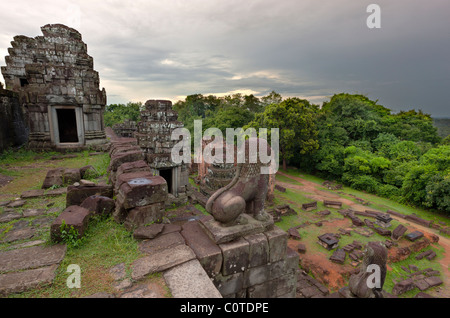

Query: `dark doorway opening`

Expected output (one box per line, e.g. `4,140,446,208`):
56,109,79,143
159,168,172,194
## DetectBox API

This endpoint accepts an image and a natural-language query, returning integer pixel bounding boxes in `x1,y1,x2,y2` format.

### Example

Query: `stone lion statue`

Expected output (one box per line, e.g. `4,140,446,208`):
348,241,387,298
205,137,272,226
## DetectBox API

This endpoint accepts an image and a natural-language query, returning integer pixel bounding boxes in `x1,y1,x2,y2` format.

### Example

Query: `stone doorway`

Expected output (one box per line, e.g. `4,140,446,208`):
56,109,79,143
50,106,84,147
159,168,173,194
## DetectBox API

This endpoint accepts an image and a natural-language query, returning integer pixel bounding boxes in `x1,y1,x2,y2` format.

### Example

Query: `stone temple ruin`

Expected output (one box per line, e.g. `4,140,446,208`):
135,100,189,198
0,24,108,151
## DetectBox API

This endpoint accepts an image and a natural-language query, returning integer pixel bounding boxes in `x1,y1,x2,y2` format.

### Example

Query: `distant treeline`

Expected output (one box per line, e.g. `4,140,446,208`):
105,92,449,214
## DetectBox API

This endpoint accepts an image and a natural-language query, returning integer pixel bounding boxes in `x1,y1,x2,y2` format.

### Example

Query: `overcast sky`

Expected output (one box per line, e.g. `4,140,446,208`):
1,0,449,117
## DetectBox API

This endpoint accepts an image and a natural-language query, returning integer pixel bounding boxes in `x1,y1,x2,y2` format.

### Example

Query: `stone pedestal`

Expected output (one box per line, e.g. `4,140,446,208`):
188,213,297,298
200,214,274,244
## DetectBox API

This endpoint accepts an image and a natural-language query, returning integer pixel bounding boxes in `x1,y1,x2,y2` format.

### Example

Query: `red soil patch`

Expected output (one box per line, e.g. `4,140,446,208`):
289,239,354,291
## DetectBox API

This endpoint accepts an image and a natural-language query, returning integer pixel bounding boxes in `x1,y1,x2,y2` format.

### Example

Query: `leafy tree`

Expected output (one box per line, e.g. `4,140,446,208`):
246,97,319,170
104,102,142,127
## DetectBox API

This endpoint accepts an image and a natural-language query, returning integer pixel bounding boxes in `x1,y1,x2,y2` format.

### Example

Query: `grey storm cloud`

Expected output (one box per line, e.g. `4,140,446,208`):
0,0,449,117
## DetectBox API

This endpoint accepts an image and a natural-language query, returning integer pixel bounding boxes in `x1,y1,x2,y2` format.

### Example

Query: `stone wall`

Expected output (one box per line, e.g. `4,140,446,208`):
106,134,167,231
135,100,189,198
183,218,298,297
112,119,137,138
1,24,107,151
0,84,28,152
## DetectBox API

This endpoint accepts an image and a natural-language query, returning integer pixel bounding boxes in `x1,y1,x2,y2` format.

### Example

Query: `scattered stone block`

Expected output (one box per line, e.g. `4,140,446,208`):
353,227,373,237
409,264,419,272
387,210,405,219
80,195,115,215
338,228,352,236
274,184,286,192
323,200,342,209
329,248,346,264
401,265,411,273
425,270,440,277
42,168,65,189
62,168,81,185
317,233,339,250
116,173,167,209
0,212,23,223
343,244,355,253
46,187,67,197
424,276,443,288
405,214,432,228
302,201,317,211
7,199,26,208
414,279,430,291
50,205,90,242
0,264,58,296
391,224,407,240
133,224,165,240
317,210,331,217
1,227,36,243
414,292,434,298
348,214,364,227
275,204,296,216
425,251,436,261
79,179,96,187
373,226,392,237
392,278,415,296
21,189,45,199
288,227,301,240
406,231,424,242
66,184,113,206
123,203,165,231
22,209,46,218
297,243,306,254
0,244,66,272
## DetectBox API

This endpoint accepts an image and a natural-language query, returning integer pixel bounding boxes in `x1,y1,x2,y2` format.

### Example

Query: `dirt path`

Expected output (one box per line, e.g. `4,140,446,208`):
276,171,450,297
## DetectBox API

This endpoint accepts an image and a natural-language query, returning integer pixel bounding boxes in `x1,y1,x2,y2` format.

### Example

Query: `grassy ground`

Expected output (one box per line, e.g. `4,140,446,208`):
0,149,172,298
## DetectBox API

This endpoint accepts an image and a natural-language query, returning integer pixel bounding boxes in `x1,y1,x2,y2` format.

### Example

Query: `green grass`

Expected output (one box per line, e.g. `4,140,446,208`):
275,173,303,185
10,215,143,298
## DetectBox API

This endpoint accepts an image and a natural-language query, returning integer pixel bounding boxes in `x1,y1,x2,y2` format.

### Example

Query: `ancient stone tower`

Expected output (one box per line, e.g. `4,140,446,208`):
136,100,189,197
1,24,108,151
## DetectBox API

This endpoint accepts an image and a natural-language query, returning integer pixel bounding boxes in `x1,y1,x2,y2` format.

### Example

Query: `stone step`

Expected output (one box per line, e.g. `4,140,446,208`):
163,259,222,298
131,244,196,281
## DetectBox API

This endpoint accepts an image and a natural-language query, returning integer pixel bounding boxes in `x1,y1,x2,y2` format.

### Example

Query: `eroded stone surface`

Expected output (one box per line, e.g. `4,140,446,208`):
0,244,66,272
163,259,222,298
132,244,196,280
0,265,58,296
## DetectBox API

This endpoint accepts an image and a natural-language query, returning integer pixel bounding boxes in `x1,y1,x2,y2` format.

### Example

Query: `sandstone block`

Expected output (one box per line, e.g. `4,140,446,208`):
244,233,269,268
264,227,287,263
50,205,90,242
219,238,249,276
80,195,115,215
181,221,223,277
66,184,113,206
